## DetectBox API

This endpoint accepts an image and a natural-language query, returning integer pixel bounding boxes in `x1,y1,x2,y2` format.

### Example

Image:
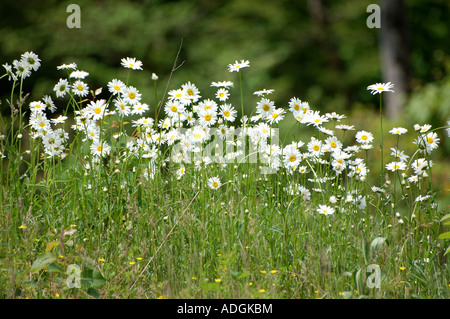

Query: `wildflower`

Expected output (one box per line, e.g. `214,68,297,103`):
325,112,346,122
121,57,143,70
304,110,329,127
227,59,250,72
288,97,307,113
72,80,89,97
182,82,201,103
2,63,18,81
335,124,355,131
122,86,141,105
414,124,431,133
283,144,301,168
208,177,221,190
386,161,407,172
254,89,274,97
214,278,222,283
176,166,186,180
211,81,234,88
114,98,131,117
267,108,285,125
42,95,57,113
198,109,218,127
70,70,89,79
57,62,77,70
256,98,275,118
408,175,419,183
53,78,70,98
90,139,111,158
390,148,409,162
21,51,41,71
131,103,149,116
324,136,342,152
219,104,237,122
86,99,108,121
367,82,394,95
215,88,230,101
29,101,46,113
164,100,184,118
355,130,374,144
108,79,126,95
317,205,335,215
19,225,27,229
389,127,408,135
13,59,32,79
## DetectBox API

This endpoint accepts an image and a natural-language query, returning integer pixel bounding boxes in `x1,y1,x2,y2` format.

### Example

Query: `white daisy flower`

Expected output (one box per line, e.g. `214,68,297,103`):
121,57,143,70
367,82,394,95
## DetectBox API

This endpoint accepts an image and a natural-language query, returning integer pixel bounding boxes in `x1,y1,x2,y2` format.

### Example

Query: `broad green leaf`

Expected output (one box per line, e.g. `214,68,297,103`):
444,246,449,256
440,214,450,222
47,262,65,274
438,232,450,240
81,269,106,288
30,252,56,273
86,287,100,299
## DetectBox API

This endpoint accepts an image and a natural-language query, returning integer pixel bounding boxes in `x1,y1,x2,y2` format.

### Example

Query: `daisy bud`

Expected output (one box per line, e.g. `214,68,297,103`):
414,124,421,131
151,73,158,80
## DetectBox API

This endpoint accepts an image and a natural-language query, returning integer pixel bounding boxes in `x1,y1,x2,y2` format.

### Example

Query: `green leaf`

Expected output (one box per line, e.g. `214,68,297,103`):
444,246,450,256
440,214,450,222
30,252,56,273
438,232,450,240
81,269,106,288
47,263,65,274
86,287,100,299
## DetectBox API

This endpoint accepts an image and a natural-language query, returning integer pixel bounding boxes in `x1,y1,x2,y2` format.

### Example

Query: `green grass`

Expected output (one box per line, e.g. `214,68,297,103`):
0,53,449,299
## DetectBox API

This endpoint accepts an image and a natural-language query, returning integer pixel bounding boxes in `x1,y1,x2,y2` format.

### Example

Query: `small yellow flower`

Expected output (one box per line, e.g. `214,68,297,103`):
191,277,197,280
400,281,405,284
70,224,77,227
399,266,406,271
217,253,222,257
260,270,267,274
245,246,249,249
55,293,60,298
129,261,135,265
19,225,27,229
136,257,143,261
248,282,253,286
58,255,64,259
314,290,319,294
270,270,277,274
339,292,344,296
259,289,265,293
157,296,165,299
98,258,105,263
214,278,222,283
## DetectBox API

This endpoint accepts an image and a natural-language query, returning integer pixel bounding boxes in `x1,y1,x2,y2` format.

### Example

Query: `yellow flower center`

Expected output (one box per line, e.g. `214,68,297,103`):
94,107,102,114
330,142,337,148
427,137,433,144
120,104,125,110
40,122,45,128
114,85,121,91
194,133,202,140
204,114,212,121
128,92,136,99
263,104,270,111
187,89,194,96
361,135,368,140
223,110,230,117
289,155,296,162
272,113,278,119
171,105,177,112
212,181,219,188
221,128,226,134
97,145,102,152
314,118,321,123
262,128,269,134
77,85,83,91
313,145,320,151
294,104,299,111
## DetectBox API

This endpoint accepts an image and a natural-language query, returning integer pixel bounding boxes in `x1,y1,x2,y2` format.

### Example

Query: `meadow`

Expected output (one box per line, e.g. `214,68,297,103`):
0,52,449,299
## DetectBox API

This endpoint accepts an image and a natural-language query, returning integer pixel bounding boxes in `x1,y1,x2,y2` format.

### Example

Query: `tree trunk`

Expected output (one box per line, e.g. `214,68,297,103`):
379,0,412,119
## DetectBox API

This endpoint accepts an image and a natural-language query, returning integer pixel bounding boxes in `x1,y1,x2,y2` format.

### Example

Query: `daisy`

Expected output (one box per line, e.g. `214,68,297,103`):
283,144,301,168
267,108,285,125
256,98,275,118
196,99,218,113
219,104,237,122
198,109,218,127
389,127,408,135
317,205,335,216
131,103,149,116
207,176,222,190
355,130,374,144
57,62,77,70
182,82,201,103
423,132,440,152
385,161,407,172
114,98,131,117
53,78,70,98
72,80,89,98
367,82,394,95
253,89,274,97
176,166,186,180
390,148,409,162
121,57,143,70
13,60,32,79
227,60,250,73
307,137,323,157
408,175,419,183
168,89,187,101
91,139,111,157
325,112,346,122
42,95,56,113
164,100,185,118
304,110,328,127
86,99,108,121
20,51,41,71
414,124,432,133
108,79,126,95
2,63,18,81
325,136,342,152
29,101,46,113
51,115,68,125
132,117,154,128
211,81,234,88
122,86,141,105
215,88,230,101
335,124,355,131
70,70,89,79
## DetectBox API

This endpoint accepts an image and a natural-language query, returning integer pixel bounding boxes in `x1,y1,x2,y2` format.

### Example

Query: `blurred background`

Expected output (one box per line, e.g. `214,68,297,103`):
0,0,449,153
